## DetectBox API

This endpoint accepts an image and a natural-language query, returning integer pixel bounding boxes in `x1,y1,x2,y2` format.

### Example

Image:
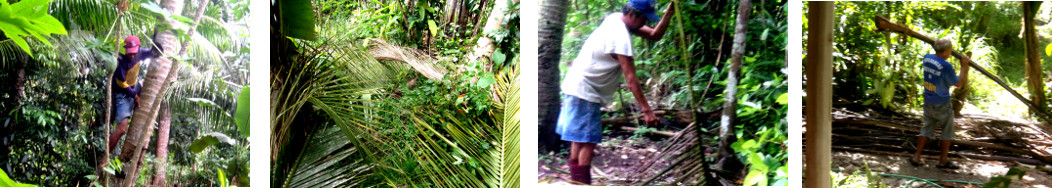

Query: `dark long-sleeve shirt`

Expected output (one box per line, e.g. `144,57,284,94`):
113,46,160,96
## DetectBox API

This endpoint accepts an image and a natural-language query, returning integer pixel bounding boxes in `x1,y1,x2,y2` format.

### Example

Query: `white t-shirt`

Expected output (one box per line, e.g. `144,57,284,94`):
562,13,634,105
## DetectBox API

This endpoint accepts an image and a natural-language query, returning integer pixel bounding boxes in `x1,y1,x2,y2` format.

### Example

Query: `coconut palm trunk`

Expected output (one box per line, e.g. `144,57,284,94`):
118,0,206,185
151,103,171,186
538,0,569,152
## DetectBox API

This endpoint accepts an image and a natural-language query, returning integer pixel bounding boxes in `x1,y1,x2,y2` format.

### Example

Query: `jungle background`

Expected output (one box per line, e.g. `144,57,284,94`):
0,0,251,186
271,0,520,187
804,1,1052,187
539,0,787,186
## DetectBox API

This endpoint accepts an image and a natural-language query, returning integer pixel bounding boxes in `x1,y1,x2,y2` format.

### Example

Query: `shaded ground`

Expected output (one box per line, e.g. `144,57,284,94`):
830,151,1052,187
805,106,1052,187
538,135,672,185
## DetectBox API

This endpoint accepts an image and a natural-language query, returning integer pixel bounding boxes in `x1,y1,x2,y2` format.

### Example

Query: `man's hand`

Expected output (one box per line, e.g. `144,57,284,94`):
956,55,971,87
634,3,676,41
134,95,140,108
642,110,659,127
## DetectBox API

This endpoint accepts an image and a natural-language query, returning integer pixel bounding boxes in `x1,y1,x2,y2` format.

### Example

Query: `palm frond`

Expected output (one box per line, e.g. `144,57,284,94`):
50,0,158,43
494,63,520,188
285,125,374,188
271,39,400,187
629,122,712,185
367,39,447,80
185,34,227,66
0,40,31,68
195,16,234,51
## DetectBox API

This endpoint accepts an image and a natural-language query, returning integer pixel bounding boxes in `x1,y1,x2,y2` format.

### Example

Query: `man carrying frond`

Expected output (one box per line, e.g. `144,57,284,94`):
557,0,674,184
109,35,162,153
910,38,969,169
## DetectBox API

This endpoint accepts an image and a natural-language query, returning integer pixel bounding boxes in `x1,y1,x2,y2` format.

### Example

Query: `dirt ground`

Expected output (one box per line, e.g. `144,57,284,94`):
828,151,1052,187
538,135,672,185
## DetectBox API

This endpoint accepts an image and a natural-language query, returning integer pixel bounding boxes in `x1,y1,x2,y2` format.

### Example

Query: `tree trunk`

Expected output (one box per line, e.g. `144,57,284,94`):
465,0,509,65
538,0,569,152
99,73,113,186
717,0,751,170
1023,2,1047,113
119,0,204,185
151,103,171,186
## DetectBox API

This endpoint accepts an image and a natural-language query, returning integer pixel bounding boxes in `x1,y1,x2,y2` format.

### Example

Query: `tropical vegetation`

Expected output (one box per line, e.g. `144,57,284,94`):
0,0,250,186
539,0,787,185
271,0,520,187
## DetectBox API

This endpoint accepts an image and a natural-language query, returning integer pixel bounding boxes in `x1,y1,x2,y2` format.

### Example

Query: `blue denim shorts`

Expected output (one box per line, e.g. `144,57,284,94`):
113,92,134,125
920,102,955,140
556,94,603,143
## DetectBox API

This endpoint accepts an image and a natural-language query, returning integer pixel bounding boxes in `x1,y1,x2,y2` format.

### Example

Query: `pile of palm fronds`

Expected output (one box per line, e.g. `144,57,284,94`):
271,35,519,187
625,122,730,185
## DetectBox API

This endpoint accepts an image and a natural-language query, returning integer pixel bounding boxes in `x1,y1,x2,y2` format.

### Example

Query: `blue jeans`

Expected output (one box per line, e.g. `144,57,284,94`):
113,92,134,125
556,94,603,143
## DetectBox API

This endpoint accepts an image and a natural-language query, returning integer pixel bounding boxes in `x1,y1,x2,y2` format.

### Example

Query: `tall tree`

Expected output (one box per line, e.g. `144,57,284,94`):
151,102,171,186
718,0,751,170
1023,1,1046,113
119,0,208,185
538,0,569,152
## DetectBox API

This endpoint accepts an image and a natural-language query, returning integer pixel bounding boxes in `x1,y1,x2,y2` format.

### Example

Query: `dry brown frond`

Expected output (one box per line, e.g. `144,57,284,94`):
366,39,447,80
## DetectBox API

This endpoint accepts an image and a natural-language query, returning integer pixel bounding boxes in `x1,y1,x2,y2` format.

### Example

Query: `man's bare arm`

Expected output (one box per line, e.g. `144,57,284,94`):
634,3,675,41
614,54,658,125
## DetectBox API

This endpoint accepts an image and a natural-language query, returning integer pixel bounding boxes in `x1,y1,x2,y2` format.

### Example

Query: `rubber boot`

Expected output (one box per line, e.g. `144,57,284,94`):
570,164,592,185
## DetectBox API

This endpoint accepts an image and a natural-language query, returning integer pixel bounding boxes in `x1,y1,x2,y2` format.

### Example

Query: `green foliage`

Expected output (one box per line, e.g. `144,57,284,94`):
103,158,122,176
189,132,237,153
217,169,227,187
274,0,317,40
630,125,656,140
560,0,787,185
0,44,106,186
984,166,1028,188
804,2,1047,116
234,86,250,137
273,1,520,187
0,0,68,56
0,168,36,187
0,0,250,186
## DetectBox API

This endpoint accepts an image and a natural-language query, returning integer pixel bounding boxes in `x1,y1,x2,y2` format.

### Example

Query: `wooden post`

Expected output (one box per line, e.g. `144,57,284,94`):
1023,2,1047,113
805,2,833,187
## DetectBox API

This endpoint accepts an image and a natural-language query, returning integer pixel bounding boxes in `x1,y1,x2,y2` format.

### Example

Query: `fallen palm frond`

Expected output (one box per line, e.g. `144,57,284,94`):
283,125,374,188
366,38,447,80
821,107,1052,165
271,38,399,187
628,122,720,185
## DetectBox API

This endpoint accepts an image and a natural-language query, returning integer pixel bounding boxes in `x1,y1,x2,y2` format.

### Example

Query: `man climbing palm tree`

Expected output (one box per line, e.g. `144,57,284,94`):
109,35,162,151
910,38,969,169
557,0,674,184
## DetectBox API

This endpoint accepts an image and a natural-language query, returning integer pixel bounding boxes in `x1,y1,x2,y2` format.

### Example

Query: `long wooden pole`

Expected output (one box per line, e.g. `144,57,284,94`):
873,15,1052,126
805,2,833,187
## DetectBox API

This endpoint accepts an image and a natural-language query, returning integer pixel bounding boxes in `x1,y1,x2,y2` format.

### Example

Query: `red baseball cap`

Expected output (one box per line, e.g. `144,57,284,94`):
124,36,140,54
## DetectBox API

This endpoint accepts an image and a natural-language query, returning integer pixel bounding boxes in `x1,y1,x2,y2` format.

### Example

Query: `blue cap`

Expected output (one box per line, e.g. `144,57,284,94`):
628,0,660,22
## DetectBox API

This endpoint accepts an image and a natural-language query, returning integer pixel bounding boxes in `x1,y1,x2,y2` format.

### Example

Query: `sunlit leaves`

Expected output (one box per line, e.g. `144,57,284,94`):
0,169,36,187
189,132,237,153
235,86,250,137
275,0,317,40
0,0,68,56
